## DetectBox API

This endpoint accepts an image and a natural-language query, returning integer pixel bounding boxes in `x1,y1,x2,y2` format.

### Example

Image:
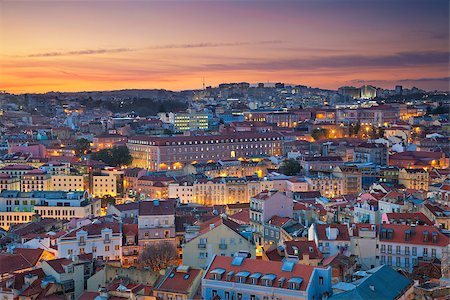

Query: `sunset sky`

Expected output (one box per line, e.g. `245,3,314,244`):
0,0,448,94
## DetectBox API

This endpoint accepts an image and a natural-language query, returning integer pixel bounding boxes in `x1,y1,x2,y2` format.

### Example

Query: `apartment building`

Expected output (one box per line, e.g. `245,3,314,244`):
0,190,100,229
0,173,20,191
250,191,293,250
183,216,255,269
127,132,286,171
202,255,332,300
354,142,388,166
306,176,345,198
50,175,85,191
58,222,122,261
20,169,51,192
92,173,117,197
378,224,449,272
308,224,350,258
138,199,176,249
398,168,429,191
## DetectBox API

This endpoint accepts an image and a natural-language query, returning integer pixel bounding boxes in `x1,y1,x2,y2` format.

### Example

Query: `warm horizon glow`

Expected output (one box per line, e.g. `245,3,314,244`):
0,0,449,94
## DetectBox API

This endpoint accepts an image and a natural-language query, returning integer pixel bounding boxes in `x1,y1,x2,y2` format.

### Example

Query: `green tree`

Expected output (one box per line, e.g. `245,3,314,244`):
75,138,91,156
279,159,302,176
91,145,132,167
311,128,328,141
353,121,361,136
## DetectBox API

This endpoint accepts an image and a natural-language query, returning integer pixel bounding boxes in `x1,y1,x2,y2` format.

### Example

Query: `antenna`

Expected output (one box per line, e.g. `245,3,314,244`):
202,77,205,90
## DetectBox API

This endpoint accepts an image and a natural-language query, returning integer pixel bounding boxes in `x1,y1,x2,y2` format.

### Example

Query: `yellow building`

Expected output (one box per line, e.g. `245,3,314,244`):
92,173,117,197
0,211,36,230
398,168,429,191
182,216,255,269
50,175,85,191
20,170,51,192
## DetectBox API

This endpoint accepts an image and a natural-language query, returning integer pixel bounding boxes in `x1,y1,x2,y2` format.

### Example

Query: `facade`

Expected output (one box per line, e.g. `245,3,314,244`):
349,224,378,270
202,255,332,300
92,173,117,197
398,168,429,191
353,143,388,166
127,132,286,171
306,176,345,198
0,173,20,191
308,224,350,258
0,190,100,229
159,111,211,131
153,266,203,300
378,224,450,272
92,133,128,150
50,175,85,191
183,216,255,269
138,199,176,249
20,170,51,192
121,223,139,267
58,222,122,261
250,191,293,249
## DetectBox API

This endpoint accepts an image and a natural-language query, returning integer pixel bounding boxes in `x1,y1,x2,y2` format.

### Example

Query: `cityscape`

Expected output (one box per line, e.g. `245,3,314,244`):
0,1,449,300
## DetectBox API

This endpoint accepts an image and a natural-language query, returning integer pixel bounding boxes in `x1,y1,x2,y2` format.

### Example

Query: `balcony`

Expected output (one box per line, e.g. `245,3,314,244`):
123,251,139,257
219,243,227,250
78,241,86,246
198,243,207,249
104,239,111,244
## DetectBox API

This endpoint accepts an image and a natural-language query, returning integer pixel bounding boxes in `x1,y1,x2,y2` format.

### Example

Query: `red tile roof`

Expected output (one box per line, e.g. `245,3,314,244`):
139,199,176,216
379,224,449,247
63,222,121,238
386,212,434,226
315,224,350,241
284,240,322,260
154,266,202,294
0,248,44,274
267,215,291,227
228,209,250,225
45,258,73,274
205,255,323,291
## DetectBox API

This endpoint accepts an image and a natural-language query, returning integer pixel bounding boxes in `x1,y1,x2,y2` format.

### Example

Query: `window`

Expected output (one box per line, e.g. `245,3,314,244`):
92,246,97,253
396,245,401,254
412,258,418,266
105,245,110,252
405,258,409,268
387,256,392,266
68,249,73,255
423,248,428,257
380,255,386,264
405,246,410,255
381,245,386,253
319,276,324,285
432,249,437,257
396,257,401,267
387,245,392,254
412,247,417,256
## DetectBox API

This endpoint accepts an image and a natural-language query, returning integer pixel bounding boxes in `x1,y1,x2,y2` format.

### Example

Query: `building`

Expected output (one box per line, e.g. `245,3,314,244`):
389,151,449,170
58,222,122,261
378,224,450,272
50,175,85,192
348,224,378,270
0,173,20,191
182,216,255,269
138,199,176,249
153,265,203,300
250,191,293,250
121,223,139,267
159,111,211,131
263,240,322,266
0,190,100,229
329,265,413,300
398,168,429,191
92,133,128,150
92,173,117,197
354,143,388,166
20,169,51,192
308,224,350,258
332,166,362,195
127,132,285,171
39,162,70,175
202,255,332,300
306,175,345,198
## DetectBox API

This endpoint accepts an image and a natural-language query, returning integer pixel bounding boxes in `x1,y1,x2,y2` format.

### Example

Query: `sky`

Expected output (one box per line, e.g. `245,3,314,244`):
0,0,449,94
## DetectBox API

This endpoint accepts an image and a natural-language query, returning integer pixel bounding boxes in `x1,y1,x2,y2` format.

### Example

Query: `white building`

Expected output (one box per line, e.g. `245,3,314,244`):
378,224,449,272
58,222,122,261
308,223,350,258
50,175,85,192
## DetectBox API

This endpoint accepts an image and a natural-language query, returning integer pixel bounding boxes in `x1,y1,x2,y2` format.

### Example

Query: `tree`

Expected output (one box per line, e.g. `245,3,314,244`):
279,159,302,176
75,138,91,156
90,145,132,167
353,122,361,136
101,194,116,208
138,241,178,271
311,128,328,141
